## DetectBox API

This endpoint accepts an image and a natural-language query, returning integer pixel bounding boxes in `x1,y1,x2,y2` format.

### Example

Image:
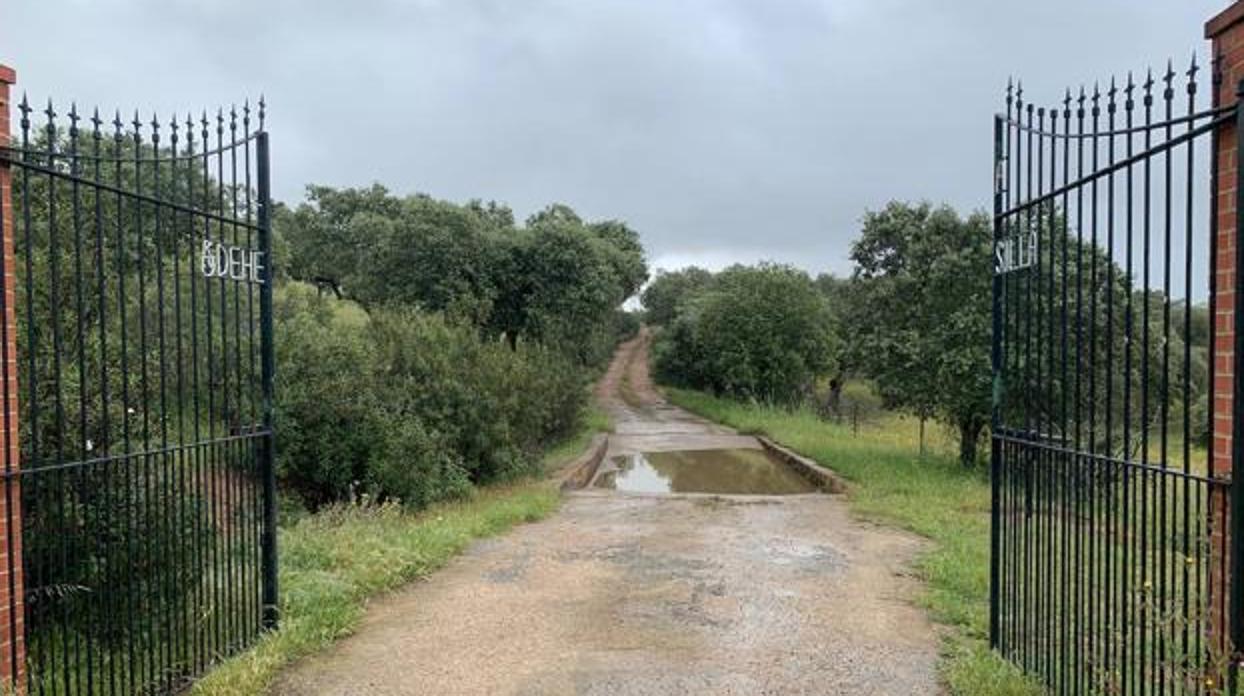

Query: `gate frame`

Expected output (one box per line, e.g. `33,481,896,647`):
0,65,278,691
989,4,1244,690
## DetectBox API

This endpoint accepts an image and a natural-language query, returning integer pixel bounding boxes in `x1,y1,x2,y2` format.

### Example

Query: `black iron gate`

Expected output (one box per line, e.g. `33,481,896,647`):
991,58,1240,695
0,97,276,694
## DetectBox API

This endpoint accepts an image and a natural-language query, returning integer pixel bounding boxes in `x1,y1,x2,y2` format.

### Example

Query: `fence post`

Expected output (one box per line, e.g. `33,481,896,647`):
256,130,279,630
990,113,1004,650
1209,2,1244,685
0,64,24,690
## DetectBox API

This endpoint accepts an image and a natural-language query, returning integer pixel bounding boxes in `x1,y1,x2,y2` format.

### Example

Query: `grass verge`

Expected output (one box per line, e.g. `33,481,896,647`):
542,403,610,474
193,410,609,695
664,387,1044,696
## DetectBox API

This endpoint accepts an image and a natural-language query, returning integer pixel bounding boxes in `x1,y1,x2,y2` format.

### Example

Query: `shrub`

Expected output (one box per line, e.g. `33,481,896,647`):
273,285,588,511
274,285,384,509
654,264,838,404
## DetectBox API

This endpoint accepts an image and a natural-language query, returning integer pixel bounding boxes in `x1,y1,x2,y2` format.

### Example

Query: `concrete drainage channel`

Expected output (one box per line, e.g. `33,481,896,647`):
560,432,845,497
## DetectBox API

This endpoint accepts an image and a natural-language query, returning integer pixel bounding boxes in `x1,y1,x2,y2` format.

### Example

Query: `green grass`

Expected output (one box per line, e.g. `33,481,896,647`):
664,387,1044,696
192,410,609,695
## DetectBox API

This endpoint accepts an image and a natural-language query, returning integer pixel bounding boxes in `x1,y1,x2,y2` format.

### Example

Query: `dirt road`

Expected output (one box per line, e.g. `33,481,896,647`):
274,331,940,695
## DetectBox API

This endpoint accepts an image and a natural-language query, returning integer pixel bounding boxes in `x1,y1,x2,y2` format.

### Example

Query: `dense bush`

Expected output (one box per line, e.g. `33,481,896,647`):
653,264,838,404
274,285,588,511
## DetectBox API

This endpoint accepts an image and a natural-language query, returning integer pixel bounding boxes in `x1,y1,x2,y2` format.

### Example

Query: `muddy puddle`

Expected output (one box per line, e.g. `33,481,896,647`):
594,448,818,495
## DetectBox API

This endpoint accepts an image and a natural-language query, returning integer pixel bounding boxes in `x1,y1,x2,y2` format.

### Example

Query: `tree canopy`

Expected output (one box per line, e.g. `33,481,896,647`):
279,188,648,366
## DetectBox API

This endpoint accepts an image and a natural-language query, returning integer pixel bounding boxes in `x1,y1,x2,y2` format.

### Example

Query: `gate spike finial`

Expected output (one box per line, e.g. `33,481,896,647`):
90,107,102,140
258,94,266,129
1107,76,1118,113
67,103,80,139
216,107,225,138
1125,71,1136,111
150,112,160,145
44,99,57,146
230,104,238,136
169,113,179,149
18,93,30,132
1063,87,1072,116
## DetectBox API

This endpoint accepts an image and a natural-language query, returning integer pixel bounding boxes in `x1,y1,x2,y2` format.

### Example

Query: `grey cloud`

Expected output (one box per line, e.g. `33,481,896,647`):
2,0,1226,276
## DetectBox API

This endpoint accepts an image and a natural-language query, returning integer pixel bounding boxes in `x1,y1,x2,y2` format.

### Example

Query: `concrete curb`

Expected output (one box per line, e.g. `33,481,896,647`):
556,433,610,491
756,436,847,494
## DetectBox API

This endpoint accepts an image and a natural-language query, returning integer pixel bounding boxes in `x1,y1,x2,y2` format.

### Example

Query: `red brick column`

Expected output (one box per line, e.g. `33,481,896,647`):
0,64,25,689
1209,1,1244,476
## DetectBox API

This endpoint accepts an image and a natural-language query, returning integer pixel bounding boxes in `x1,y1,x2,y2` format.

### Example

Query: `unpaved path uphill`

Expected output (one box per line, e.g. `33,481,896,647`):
275,331,940,695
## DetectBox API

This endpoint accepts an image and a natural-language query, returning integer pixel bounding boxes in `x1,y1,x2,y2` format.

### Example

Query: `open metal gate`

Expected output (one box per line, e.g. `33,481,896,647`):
990,58,1238,694
0,97,276,694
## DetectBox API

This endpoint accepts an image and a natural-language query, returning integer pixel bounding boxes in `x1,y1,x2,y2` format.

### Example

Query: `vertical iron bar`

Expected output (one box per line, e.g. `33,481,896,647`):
1181,56,1197,693
1060,88,1073,696
1141,72,1155,695
1074,86,1087,695
228,107,243,654
257,130,277,630
1160,64,1175,696
169,114,189,682
200,111,221,664
1089,83,1101,686
1106,79,1119,688
1035,103,1046,682
1123,73,1138,696
1206,52,1222,692
68,104,93,696
243,102,259,639
151,112,174,691
992,113,1004,650
1024,98,1034,672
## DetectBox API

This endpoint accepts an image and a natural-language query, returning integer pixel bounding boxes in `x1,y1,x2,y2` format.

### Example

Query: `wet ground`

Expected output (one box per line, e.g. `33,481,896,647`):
594,449,817,495
274,330,941,695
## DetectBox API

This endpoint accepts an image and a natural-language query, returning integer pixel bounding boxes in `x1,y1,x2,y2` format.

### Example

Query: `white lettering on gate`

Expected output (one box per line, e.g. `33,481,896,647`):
994,230,1037,275
200,239,266,284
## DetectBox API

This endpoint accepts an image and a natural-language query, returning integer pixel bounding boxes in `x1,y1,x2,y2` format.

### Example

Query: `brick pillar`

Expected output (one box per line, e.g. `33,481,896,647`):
0,64,24,689
1210,1,1244,672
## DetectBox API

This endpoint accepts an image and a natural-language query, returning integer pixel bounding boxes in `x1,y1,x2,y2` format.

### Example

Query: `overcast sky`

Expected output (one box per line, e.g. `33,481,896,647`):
2,0,1228,276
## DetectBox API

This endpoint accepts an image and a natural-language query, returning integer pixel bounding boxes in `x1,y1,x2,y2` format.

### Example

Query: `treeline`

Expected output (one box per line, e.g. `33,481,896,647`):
275,186,647,510
646,201,1209,468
